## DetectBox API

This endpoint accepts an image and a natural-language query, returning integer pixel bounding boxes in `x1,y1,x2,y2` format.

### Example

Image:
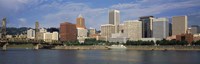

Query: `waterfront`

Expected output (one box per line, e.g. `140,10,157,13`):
0,49,200,64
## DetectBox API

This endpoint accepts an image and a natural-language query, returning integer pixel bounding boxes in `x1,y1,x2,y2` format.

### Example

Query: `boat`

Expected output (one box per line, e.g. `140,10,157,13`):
107,45,127,50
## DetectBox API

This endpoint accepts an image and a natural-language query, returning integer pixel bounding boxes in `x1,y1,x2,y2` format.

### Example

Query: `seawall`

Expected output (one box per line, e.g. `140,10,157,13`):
53,45,200,50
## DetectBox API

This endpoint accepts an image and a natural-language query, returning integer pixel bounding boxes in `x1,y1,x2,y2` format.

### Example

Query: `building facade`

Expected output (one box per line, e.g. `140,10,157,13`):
124,20,142,41
88,27,96,36
172,16,188,35
60,22,77,42
77,28,88,43
139,16,154,38
43,32,53,42
27,29,35,39
191,25,200,34
109,10,120,33
52,32,59,41
37,28,47,40
76,14,86,29
118,24,124,33
176,33,193,44
100,24,115,41
153,18,169,39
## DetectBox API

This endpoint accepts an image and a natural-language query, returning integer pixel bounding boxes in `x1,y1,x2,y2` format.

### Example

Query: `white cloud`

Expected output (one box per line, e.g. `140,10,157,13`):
18,18,27,27
110,0,200,20
38,0,200,29
40,2,108,29
0,0,45,14
1,0,200,29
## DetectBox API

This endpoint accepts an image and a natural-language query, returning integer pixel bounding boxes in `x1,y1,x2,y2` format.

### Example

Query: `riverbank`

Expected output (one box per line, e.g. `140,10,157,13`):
7,44,34,49
126,46,200,50
53,45,200,50
52,46,107,50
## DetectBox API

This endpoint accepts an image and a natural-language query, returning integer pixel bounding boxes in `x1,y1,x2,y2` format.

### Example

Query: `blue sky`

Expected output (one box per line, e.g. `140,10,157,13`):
0,0,200,30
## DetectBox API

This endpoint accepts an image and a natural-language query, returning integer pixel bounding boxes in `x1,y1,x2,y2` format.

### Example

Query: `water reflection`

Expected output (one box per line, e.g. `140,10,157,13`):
0,49,200,64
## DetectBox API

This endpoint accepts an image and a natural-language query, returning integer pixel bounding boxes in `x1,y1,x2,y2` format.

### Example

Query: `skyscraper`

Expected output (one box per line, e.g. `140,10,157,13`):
153,18,169,39
60,22,77,42
76,14,86,29
139,16,154,38
172,16,188,35
76,14,87,43
124,20,142,41
109,10,120,33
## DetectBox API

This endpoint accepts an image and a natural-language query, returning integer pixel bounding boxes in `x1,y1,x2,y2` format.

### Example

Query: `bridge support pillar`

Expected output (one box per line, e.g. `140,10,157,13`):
34,44,41,50
2,43,8,51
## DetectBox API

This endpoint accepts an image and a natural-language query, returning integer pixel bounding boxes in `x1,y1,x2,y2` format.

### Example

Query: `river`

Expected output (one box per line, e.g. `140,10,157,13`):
0,49,200,64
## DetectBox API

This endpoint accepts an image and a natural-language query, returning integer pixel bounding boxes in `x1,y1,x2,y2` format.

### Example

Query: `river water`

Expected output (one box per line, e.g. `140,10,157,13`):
0,49,200,64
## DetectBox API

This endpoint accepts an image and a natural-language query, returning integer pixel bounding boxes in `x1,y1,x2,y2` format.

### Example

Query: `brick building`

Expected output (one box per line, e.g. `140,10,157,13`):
176,33,193,44
60,22,77,42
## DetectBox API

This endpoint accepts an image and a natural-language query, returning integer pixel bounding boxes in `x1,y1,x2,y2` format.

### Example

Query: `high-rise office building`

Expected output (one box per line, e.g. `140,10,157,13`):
172,16,188,35
60,22,77,42
153,18,169,39
27,29,35,39
76,14,86,29
76,14,87,43
139,16,154,38
100,24,115,39
124,20,142,41
109,10,120,33
191,25,200,34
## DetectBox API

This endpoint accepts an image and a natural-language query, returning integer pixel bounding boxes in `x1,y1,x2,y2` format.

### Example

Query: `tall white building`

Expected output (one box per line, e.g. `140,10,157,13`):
52,32,59,40
100,24,115,41
124,20,142,41
109,10,120,33
77,28,88,43
27,29,35,39
153,18,169,39
43,32,52,42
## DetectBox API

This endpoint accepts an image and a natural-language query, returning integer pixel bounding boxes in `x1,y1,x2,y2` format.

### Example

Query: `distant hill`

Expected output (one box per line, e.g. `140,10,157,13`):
0,27,30,35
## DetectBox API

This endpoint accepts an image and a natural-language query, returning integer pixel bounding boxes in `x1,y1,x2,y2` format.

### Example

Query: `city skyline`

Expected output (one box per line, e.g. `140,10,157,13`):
0,0,200,30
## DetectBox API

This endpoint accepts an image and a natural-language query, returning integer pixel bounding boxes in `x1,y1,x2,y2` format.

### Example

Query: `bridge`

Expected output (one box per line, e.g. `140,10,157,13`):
0,18,63,51
0,38,63,51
